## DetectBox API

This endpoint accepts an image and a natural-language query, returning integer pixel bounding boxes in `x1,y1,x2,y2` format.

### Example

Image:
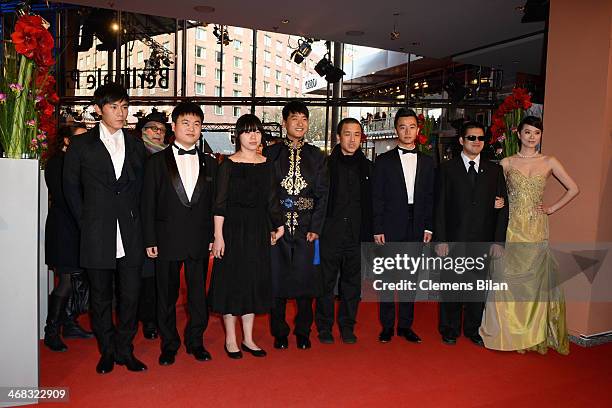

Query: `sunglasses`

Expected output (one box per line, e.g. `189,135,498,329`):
464,135,486,142
145,126,166,133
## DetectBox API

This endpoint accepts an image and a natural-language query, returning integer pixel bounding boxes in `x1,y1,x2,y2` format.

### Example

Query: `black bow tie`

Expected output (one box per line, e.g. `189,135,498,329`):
398,147,417,154
175,144,196,155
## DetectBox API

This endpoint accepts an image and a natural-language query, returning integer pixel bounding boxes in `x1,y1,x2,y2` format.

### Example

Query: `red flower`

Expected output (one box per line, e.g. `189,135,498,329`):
11,15,54,67
417,134,428,145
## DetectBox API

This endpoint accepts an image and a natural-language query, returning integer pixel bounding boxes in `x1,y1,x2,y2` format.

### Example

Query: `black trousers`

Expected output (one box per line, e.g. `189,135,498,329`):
379,206,417,331
156,258,208,353
87,259,141,359
271,297,313,338
316,222,361,332
138,258,156,327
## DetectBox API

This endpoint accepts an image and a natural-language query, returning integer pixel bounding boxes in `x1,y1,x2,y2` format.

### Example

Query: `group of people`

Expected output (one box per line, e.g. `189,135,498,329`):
43,81,579,376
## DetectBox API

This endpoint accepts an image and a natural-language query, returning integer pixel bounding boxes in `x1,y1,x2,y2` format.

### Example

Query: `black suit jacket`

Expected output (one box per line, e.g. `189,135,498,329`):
434,156,508,242
372,147,435,241
141,146,217,261
45,153,79,268
63,125,146,269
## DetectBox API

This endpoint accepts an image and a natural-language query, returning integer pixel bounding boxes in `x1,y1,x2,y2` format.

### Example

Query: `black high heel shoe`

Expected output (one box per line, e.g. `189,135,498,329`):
241,343,267,357
224,344,243,359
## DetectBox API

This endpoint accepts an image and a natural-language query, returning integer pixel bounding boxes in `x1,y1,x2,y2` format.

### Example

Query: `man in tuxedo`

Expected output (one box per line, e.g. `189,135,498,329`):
141,102,217,366
315,118,373,344
264,101,328,350
372,108,435,343
434,121,508,346
63,83,147,374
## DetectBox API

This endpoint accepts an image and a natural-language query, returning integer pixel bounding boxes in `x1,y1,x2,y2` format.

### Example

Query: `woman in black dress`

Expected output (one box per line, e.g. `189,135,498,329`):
44,123,93,351
209,114,284,359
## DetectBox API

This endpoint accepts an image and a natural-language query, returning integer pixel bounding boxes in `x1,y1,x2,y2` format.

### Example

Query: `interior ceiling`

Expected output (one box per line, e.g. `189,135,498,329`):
59,0,544,62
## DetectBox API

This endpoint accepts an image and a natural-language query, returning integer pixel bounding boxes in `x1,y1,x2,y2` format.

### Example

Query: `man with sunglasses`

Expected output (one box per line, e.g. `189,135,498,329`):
434,121,508,347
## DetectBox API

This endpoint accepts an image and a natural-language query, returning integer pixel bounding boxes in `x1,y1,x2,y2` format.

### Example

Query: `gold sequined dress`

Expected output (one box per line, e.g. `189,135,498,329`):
480,168,569,354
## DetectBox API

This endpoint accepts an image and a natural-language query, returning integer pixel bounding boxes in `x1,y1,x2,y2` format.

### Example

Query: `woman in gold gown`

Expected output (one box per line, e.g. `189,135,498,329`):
480,116,579,354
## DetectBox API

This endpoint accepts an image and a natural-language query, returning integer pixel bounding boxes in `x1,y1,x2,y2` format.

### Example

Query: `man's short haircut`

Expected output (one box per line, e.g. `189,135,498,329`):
93,82,129,109
460,120,486,138
337,117,363,135
282,100,309,121
394,107,418,128
171,102,204,123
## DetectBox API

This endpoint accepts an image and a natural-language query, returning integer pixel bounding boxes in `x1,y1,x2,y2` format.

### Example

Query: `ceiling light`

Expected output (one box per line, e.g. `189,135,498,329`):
281,19,290,24
290,38,312,64
110,22,119,31
314,56,345,83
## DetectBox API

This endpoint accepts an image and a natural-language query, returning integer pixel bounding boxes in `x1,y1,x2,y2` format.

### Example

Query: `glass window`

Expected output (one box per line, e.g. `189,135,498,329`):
285,74,291,84
233,73,242,85
264,81,270,93
233,56,242,68
264,51,271,62
196,27,206,40
234,27,243,35
275,70,282,80
233,90,241,97
196,64,205,77
214,86,224,97
214,105,224,115
233,106,241,117
276,55,282,66
215,69,223,80
195,82,205,95
234,39,242,51
215,51,224,63
275,85,281,95
276,40,283,52
264,35,271,46
286,88,291,97
195,46,205,58
264,66,271,77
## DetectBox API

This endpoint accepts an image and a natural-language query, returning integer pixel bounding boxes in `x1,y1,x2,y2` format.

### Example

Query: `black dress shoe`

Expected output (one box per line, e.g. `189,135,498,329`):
241,343,266,357
340,327,357,344
115,354,147,372
273,336,289,349
158,351,176,366
378,328,393,343
96,354,114,374
296,335,311,349
187,346,212,361
143,326,158,340
442,336,457,345
224,344,243,359
317,330,334,344
468,334,484,347
397,328,422,343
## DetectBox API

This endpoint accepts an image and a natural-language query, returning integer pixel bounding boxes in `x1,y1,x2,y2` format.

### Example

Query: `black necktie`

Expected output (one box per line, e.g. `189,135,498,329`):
468,160,477,186
398,147,417,154
175,144,196,155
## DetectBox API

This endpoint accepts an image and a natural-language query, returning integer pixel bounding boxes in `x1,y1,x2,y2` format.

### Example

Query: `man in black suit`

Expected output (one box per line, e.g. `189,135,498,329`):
141,102,217,366
63,83,147,374
372,108,435,344
434,121,508,346
315,118,373,345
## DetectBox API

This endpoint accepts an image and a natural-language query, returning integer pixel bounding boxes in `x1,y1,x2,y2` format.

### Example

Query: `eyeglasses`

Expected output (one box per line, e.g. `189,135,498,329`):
145,126,166,134
465,135,486,142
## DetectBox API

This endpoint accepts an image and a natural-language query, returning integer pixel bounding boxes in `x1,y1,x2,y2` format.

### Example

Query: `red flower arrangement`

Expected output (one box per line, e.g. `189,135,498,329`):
489,87,532,157
1,11,57,163
416,113,434,155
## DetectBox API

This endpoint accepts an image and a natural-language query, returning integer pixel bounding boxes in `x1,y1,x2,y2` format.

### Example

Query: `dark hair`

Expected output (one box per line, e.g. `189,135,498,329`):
394,107,418,128
337,117,363,135
460,120,486,138
171,102,204,123
282,100,309,120
518,115,543,133
93,82,129,109
235,114,265,151
50,124,87,159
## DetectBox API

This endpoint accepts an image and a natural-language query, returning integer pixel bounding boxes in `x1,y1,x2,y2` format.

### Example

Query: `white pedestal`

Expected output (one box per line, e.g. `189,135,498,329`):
0,159,40,407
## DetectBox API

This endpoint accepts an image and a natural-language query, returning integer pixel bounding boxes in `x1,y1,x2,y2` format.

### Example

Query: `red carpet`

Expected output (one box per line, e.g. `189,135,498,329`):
36,276,612,407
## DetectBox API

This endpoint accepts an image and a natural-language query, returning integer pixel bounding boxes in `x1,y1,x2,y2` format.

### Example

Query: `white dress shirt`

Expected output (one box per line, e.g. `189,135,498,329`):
172,142,200,201
460,152,481,173
398,148,418,204
99,122,126,258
